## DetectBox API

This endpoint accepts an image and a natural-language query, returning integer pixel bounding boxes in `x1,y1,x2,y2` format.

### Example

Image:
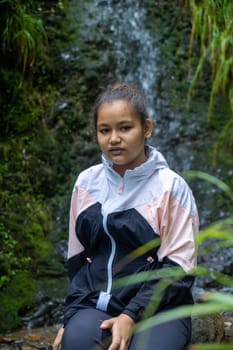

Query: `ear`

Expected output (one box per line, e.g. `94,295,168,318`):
144,118,153,138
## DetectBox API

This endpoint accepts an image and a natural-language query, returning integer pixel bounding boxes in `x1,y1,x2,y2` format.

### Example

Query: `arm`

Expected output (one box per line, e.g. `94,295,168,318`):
99,178,198,350
52,327,64,350
54,171,99,345
99,259,193,350
122,176,199,322
53,184,86,348
67,179,98,280
67,186,86,281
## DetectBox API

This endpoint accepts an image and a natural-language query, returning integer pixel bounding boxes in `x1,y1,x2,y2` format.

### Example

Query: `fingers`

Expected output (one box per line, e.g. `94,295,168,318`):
100,316,132,350
52,327,64,350
108,337,129,350
100,319,114,330
108,336,127,350
108,338,120,350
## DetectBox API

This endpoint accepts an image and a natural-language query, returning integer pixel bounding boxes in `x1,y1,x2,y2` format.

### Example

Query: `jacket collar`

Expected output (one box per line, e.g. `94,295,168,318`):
102,145,168,183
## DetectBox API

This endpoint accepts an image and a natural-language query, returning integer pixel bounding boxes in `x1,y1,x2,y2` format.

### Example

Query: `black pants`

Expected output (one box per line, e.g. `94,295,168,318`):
61,309,191,350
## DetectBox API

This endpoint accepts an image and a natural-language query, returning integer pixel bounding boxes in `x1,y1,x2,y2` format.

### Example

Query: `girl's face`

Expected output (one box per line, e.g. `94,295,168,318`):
97,100,152,176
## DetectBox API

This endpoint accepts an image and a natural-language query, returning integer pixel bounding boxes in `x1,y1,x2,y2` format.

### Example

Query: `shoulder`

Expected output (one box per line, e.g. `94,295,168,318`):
157,167,186,189
73,163,105,189
157,167,197,214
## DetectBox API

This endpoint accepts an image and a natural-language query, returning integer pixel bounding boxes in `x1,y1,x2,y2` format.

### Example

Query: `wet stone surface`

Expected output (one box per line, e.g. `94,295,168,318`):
1,313,233,349
0,325,60,350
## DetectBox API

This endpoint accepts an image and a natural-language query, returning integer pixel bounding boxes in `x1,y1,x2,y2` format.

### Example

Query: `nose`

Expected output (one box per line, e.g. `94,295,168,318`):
110,130,120,144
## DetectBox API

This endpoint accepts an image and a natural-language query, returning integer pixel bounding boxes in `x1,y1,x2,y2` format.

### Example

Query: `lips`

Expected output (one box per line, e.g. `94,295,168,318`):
109,148,124,155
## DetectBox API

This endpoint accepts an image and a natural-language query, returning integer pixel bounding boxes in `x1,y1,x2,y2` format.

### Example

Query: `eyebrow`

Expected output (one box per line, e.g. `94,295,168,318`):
97,120,134,127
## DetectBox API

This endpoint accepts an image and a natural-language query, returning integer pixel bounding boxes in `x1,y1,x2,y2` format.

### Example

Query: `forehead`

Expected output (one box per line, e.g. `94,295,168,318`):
97,100,140,124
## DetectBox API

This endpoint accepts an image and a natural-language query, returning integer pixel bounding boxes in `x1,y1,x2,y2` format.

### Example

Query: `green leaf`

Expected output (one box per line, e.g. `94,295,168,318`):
185,170,233,201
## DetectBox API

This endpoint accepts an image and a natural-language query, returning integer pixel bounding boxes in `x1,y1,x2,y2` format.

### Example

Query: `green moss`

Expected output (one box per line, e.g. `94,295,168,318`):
0,0,232,333
0,271,37,331
37,276,68,300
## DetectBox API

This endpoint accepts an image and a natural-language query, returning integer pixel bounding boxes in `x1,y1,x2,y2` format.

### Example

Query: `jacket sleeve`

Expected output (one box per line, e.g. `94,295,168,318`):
157,175,199,272
122,176,199,322
122,258,194,322
67,184,86,281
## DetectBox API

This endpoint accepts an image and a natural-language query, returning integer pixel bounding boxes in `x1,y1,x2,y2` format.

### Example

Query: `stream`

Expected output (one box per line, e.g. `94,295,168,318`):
1,0,232,347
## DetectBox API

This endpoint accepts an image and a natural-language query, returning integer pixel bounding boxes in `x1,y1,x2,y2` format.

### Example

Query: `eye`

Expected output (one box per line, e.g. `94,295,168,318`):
120,125,131,132
98,128,109,134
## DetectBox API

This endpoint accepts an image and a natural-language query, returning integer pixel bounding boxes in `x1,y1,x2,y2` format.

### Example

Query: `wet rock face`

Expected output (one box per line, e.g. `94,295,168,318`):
0,313,232,349
0,325,58,350
191,314,225,344
196,245,233,292
20,299,64,329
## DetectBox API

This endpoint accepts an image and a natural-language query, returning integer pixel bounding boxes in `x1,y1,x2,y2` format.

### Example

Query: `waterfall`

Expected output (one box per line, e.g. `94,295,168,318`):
69,0,159,120
98,0,159,120
67,0,230,227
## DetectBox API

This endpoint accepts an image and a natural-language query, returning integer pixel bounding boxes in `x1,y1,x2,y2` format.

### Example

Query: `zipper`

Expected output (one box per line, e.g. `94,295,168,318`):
96,212,116,311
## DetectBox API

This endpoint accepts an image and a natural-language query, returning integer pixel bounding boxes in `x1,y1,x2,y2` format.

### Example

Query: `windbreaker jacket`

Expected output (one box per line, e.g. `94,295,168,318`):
63,146,199,325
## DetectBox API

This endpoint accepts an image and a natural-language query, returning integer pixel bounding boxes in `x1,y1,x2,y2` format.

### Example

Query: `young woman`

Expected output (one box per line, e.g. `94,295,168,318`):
53,83,199,350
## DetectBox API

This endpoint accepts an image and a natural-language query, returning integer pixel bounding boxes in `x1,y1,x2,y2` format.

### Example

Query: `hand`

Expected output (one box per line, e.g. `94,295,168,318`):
100,314,134,350
52,326,64,350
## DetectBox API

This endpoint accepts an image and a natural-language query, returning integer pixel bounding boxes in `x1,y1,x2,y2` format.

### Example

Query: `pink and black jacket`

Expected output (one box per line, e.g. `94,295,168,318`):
63,146,199,325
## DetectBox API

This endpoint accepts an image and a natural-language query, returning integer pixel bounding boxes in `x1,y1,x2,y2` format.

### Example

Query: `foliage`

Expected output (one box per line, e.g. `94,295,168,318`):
0,223,17,288
0,166,53,287
113,171,233,348
186,170,233,202
187,0,233,156
0,0,71,330
0,0,47,84
113,230,233,348
0,0,109,332
192,346,233,350
0,271,37,331
0,0,232,341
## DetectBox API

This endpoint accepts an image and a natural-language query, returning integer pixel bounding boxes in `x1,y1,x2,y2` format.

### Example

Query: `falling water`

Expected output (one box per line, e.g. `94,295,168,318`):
69,0,159,120
98,0,159,119
66,0,231,227
0,1,229,340
61,0,233,231
68,0,200,171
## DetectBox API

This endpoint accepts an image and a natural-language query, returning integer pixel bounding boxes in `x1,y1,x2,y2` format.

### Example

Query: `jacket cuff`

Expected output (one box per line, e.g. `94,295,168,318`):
123,303,144,322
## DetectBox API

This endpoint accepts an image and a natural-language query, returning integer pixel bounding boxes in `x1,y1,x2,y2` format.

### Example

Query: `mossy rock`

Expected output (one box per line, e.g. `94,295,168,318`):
0,271,37,331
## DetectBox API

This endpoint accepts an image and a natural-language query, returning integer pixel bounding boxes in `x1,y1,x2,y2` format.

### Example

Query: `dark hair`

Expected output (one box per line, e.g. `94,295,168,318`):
93,83,148,130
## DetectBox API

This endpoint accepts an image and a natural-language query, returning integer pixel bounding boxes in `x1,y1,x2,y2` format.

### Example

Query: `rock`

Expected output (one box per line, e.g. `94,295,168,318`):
192,286,207,303
191,313,225,344
0,315,228,350
21,298,64,328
